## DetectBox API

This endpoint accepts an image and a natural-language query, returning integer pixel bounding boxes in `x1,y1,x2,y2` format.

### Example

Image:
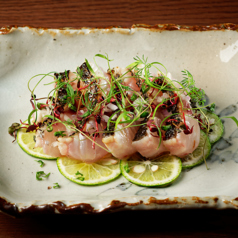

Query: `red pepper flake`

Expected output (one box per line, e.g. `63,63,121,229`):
110,98,116,103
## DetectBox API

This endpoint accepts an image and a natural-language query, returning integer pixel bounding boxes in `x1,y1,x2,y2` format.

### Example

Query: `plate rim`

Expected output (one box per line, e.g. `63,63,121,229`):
1,23,238,35
1,195,238,217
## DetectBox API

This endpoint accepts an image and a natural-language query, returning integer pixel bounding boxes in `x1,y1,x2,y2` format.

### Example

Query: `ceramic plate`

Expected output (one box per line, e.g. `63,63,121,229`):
1,25,238,216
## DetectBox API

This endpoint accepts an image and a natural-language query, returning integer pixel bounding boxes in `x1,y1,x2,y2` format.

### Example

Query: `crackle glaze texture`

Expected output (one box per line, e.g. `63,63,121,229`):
1,26,238,215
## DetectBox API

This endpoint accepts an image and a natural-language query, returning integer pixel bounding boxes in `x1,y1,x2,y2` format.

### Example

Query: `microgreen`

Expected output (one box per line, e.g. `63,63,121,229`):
85,59,95,75
28,109,37,125
181,70,206,106
222,116,238,127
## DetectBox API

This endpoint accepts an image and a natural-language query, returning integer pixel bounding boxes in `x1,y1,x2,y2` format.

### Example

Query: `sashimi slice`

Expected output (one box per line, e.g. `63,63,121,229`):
163,116,200,157
102,123,139,159
132,125,168,158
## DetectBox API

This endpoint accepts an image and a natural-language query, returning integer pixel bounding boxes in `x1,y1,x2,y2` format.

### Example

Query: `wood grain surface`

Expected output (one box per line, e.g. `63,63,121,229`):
1,0,238,28
1,0,238,237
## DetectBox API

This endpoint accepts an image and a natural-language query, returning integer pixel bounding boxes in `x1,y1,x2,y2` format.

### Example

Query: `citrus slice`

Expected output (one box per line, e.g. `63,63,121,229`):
120,154,182,187
181,130,211,169
200,110,224,144
57,155,121,186
17,128,57,160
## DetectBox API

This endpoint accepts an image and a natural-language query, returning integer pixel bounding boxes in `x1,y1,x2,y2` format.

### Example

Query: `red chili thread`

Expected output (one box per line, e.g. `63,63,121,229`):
77,82,92,91
39,104,48,110
53,107,61,119
169,93,178,106
182,112,193,134
20,120,29,126
167,119,178,123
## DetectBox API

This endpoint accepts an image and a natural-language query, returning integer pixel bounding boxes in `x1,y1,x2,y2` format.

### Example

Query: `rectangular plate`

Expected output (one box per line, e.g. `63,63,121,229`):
1,25,238,215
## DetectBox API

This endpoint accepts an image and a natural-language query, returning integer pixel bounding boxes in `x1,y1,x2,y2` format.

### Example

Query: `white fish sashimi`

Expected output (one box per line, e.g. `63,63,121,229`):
67,133,109,163
35,113,109,162
111,67,141,97
163,116,200,157
132,126,168,158
102,123,139,159
35,122,66,157
32,64,202,164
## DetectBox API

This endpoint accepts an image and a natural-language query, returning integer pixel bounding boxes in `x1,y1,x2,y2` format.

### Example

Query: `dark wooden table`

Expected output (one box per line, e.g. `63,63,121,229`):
1,0,238,237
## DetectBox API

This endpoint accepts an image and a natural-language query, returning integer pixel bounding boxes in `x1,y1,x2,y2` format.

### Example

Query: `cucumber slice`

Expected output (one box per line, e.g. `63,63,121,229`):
200,110,224,144
181,130,211,169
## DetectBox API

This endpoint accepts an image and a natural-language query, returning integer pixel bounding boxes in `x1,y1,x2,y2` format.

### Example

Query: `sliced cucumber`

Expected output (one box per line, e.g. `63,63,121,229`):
181,130,211,169
200,110,224,144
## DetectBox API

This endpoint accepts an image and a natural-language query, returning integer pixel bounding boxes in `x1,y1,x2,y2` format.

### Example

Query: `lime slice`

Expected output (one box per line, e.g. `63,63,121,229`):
120,155,182,187
200,110,224,144
17,128,57,160
181,130,211,169
57,156,121,186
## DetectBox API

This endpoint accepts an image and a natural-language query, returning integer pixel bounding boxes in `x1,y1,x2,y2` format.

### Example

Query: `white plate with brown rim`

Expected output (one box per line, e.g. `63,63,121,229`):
1,24,238,216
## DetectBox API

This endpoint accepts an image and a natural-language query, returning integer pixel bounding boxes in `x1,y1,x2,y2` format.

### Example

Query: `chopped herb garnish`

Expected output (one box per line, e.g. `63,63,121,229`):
36,171,50,181
53,183,60,189
124,163,130,173
140,111,149,118
161,125,172,131
75,171,83,176
35,160,45,167
130,93,137,101
206,103,216,112
75,171,84,180
54,131,67,137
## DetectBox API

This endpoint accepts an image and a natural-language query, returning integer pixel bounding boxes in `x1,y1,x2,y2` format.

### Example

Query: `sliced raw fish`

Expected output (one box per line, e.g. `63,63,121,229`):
163,115,200,157
102,123,139,159
132,124,168,158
